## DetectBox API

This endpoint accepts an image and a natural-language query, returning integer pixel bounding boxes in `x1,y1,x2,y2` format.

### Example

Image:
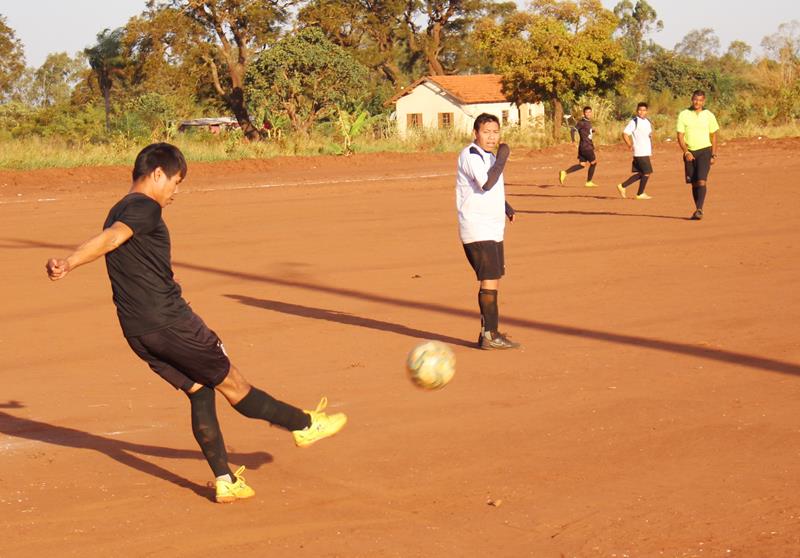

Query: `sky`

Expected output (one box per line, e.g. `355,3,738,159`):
0,0,798,69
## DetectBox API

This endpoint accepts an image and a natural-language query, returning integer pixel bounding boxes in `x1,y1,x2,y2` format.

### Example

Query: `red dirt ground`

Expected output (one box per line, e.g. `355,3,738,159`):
1,137,799,557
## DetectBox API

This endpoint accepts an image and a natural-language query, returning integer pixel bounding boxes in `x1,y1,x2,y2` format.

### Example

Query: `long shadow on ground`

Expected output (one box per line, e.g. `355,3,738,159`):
515,208,687,220
10,238,800,377
0,401,272,501
225,294,475,348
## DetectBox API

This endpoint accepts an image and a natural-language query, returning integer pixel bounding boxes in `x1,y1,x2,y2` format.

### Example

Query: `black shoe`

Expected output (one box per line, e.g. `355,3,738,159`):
479,331,521,350
690,209,704,220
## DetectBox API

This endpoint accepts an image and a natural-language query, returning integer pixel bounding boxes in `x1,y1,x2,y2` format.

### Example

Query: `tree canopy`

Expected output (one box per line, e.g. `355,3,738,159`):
0,14,26,102
245,27,369,134
475,0,633,138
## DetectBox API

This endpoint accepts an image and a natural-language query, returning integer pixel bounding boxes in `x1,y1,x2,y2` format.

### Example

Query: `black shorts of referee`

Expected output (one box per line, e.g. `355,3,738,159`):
126,312,231,392
684,146,712,183
631,156,653,174
463,240,505,281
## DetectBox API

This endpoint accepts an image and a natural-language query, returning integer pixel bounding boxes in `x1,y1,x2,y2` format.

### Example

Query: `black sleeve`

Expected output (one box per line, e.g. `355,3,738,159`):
505,201,515,220
482,143,510,191
117,197,162,235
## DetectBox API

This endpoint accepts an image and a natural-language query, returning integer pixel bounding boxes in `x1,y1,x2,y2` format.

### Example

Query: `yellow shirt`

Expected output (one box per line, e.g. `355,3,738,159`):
676,109,719,151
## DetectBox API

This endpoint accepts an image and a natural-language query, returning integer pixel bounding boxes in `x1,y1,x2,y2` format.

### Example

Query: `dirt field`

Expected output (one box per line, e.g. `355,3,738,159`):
1,137,799,557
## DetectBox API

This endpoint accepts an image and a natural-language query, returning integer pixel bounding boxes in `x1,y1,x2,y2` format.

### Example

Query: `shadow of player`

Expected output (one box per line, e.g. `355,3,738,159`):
225,294,476,348
0,402,273,502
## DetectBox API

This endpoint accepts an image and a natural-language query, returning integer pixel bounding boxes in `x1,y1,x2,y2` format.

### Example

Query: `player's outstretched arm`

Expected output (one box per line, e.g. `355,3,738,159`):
46,221,134,281
482,143,510,191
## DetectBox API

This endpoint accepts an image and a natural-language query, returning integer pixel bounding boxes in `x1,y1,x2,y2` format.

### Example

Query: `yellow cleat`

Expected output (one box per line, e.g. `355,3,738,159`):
635,193,652,200
616,183,626,198
584,181,599,188
215,465,255,504
558,170,567,185
292,397,347,448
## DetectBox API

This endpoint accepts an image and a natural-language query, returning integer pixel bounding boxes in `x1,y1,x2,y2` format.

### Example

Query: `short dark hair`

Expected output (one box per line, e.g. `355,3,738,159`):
692,89,706,99
132,143,187,182
637,102,648,109
583,106,592,113
473,113,500,132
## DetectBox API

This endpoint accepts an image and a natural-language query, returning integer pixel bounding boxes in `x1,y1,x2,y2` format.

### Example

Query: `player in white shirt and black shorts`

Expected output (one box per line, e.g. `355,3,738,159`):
617,102,654,200
456,113,520,350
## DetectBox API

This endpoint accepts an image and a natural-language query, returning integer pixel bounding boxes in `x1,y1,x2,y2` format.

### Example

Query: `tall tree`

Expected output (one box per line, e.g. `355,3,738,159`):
404,0,512,75
123,3,209,105
31,52,85,107
298,0,408,86
159,0,294,140
613,0,662,63
0,14,26,103
245,27,368,134
761,20,800,86
674,28,721,61
475,0,632,139
85,28,127,131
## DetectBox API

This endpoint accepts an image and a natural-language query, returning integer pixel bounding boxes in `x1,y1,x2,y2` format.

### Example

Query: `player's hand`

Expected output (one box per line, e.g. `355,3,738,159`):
46,258,70,281
496,143,510,162
683,151,695,162
507,213,515,223
710,155,717,165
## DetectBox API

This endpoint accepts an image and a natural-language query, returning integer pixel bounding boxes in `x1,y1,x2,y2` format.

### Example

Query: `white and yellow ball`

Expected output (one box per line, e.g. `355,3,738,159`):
406,341,456,390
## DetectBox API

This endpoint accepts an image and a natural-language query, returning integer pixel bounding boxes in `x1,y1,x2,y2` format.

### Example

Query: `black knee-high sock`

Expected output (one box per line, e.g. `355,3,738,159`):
637,175,650,195
188,386,232,478
622,174,639,188
233,387,311,431
692,185,707,209
566,164,583,174
587,164,596,181
478,288,499,333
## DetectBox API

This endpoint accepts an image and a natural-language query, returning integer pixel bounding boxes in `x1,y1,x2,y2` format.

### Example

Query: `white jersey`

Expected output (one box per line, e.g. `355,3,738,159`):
623,116,653,157
455,143,506,243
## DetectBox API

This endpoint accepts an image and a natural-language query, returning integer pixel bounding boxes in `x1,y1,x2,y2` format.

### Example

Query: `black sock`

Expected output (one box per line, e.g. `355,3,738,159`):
637,175,650,196
695,185,707,209
478,288,499,334
622,174,639,188
587,164,596,181
566,164,583,174
233,387,311,431
691,185,699,204
188,386,232,479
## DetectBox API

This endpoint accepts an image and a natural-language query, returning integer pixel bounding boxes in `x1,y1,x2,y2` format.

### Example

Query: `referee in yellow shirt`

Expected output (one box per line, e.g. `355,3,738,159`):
677,89,719,220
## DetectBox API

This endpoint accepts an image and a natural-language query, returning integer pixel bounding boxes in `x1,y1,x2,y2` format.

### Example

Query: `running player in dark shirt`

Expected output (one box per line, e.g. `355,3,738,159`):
559,106,599,188
46,143,347,503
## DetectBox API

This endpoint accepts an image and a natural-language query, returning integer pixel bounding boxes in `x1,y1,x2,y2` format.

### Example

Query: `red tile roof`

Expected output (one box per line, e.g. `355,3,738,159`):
388,74,509,105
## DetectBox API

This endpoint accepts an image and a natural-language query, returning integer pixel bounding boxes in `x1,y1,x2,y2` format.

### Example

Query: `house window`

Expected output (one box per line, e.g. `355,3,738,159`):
407,113,423,128
438,112,453,129
501,110,509,126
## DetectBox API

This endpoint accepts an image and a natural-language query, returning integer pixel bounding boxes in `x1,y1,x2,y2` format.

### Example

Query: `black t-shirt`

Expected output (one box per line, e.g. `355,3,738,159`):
103,193,190,337
576,117,594,152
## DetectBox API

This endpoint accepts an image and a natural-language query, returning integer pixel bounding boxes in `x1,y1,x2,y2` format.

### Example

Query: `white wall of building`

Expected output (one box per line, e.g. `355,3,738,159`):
394,80,544,137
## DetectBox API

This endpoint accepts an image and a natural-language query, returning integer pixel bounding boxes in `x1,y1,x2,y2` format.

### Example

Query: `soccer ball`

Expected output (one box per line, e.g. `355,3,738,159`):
406,341,456,390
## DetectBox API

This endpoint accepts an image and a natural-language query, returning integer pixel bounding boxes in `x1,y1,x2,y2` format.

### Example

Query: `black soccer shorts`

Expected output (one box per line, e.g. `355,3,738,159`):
126,312,231,391
463,240,505,281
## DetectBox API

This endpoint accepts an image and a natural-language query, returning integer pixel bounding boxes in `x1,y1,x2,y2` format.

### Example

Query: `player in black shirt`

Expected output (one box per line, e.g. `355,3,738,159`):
559,106,599,187
46,143,347,503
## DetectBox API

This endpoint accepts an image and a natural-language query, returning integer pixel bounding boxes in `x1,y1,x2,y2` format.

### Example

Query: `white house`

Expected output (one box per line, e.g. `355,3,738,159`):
388,74,544,137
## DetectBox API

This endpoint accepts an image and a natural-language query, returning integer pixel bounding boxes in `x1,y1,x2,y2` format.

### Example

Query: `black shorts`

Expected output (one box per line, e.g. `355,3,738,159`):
684,147,712,184
632,156,653,174
578,148,596,163
463,240,505,281
126,312,231,391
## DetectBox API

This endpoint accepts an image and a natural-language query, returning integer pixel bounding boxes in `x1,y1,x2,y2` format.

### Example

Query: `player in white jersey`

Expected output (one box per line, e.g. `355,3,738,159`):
456,113,519,350
617,102,654,200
